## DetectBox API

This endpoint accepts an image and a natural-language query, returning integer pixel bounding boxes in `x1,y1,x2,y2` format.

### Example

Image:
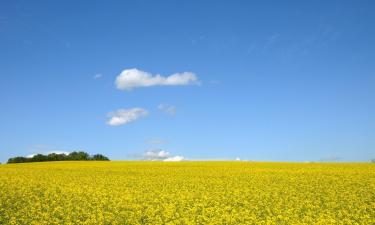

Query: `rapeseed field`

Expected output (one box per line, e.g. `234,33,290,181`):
0,162,374,224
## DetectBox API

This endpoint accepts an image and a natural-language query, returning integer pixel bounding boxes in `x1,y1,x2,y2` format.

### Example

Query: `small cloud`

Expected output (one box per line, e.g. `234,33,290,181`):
158,104,176,116
26,154,36,158
26,151,70,158
146,138,168,145
107,108,148,126
94,73,103,79
143,149,170,160
266,33,280,45
143,149,185,161
46,151,70,155
115,68,200,91
163,156,185,162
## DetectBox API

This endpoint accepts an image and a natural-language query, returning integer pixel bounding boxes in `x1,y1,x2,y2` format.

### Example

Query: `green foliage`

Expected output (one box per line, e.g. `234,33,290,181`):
7,157,29,164
68,151,90,161
7,151,110,164
92,154,109,161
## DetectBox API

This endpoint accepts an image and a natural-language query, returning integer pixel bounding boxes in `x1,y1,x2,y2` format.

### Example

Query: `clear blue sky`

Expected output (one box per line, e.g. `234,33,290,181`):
0,0,374,163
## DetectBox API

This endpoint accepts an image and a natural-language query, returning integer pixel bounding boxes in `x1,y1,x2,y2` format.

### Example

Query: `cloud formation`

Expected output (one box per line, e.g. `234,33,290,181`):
158,104,176,116
143,149,185,161
47,151,70,155
163,156,185,161
27,151,70,158
107,108,148,126
115,68,199,90
94,73,102,79
144,149,170,160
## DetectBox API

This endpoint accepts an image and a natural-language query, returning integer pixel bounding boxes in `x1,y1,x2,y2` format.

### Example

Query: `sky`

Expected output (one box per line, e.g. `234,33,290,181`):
0,0,374,163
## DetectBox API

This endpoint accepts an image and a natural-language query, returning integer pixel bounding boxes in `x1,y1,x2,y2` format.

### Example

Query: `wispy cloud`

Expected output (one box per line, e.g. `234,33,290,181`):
47,150,70,155
27,151,70,158
115,68,199,91
107,108,148,126
144,149,170,160
94,73,103,79
143,149,185,161
262,33,280,53
163,156,185,161
158,104,176,116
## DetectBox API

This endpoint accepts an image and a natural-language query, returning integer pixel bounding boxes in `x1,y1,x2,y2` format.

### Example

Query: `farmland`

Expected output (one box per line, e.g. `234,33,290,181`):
0,162,374,224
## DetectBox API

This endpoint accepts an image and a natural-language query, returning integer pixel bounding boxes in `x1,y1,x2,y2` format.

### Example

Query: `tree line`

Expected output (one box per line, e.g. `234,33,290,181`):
7,151,109,164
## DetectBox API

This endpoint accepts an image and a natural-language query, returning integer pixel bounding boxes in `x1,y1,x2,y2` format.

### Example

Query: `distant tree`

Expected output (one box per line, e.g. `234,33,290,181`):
68,151,90,161
92,154,109,161
47,153,67,161
372,159,375,163
7,157,28,164
30,154,48,162
7,151,109,164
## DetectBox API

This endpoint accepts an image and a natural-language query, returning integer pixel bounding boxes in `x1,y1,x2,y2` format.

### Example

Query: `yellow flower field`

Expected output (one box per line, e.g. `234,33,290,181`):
0,162,374,224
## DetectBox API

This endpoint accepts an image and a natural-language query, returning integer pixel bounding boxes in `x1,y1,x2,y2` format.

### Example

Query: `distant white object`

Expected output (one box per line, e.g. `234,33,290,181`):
47,151,70,155
144,149,170,159
27,151,70,158
107,108,148,126
115,68,199,90
143,149,185,162
163,156,185,162
235,157,241,161
94,73,102,79
158,104,176,116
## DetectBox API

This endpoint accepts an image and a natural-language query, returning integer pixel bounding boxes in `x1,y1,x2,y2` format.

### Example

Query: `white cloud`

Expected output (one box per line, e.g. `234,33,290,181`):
143,149,185,161
115,68,199,90
158,104,176,116
94,73,102,79
144,149,170,160
47,151,70,155
107,108,148,126
163,156,185,162
26,151,70,158
26,154,36,158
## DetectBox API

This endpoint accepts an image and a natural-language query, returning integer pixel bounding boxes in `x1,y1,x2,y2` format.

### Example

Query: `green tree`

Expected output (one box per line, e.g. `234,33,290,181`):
7,157,28,164
68,151,90,160
30,154,48,162
7,151,110,163
92,154,109,161
47,153,67,161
